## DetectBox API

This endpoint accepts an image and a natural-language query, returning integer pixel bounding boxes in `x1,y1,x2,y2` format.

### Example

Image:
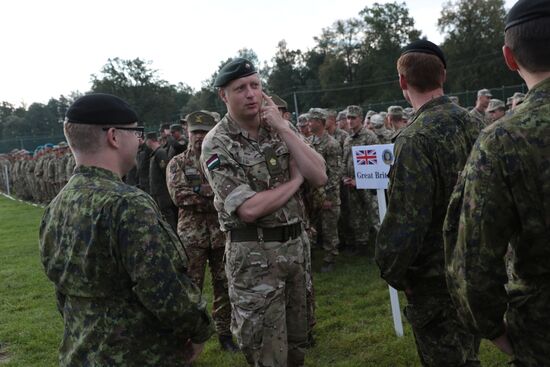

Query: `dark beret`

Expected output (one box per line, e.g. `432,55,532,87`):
213,58,257,88
159,123,170,131
401,40,447,69
66,93,138,125
505,0,550,31
145,132,158,140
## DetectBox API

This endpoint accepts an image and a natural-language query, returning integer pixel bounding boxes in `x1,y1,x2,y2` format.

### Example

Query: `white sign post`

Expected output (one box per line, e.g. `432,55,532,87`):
352,144,404,337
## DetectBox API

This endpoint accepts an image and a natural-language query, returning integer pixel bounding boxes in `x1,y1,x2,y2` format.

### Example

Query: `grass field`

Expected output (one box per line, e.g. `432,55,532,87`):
0,195,509,366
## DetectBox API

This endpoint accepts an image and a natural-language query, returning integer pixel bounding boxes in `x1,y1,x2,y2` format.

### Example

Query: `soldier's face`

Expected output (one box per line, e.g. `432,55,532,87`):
221,74,262,121
347,115,362,132
308,119,323,135
189,130,207,152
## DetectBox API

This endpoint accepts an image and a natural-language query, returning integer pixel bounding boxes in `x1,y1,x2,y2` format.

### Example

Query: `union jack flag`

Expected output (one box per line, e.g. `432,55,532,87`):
355,149,377,165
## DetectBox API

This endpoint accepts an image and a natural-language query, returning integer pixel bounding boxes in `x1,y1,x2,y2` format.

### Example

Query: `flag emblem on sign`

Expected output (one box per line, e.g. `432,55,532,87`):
355,149,377,165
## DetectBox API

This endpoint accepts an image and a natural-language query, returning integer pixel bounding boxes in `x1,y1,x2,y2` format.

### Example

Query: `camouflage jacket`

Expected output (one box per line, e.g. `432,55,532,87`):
329,127,349,150
39,165,214,366
376,96,482,292
149,146,173,209
200,114,305,231
445,77,550,339
167,148,225,249
310,132,341,204
343,126,379,177
374,126,394,144
469,107,490,127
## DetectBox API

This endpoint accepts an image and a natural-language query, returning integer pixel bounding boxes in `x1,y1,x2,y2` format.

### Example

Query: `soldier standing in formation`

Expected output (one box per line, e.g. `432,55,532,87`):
39,93,214,366
375,40,483,366
166,110,239,353
445,1,550,365
201,58,327,367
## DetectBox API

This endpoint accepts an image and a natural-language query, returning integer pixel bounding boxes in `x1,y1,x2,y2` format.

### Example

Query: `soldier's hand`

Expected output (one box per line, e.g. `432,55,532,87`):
183,340,205,363
260,92,289,133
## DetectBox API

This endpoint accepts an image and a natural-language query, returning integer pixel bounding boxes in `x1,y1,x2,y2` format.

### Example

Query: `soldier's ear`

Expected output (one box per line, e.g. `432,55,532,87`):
104,127,120,150
503,45,519,72
218,88,228,104
399,74,408,91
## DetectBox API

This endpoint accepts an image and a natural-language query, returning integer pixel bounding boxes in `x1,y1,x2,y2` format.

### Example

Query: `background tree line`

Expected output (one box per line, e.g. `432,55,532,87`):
0,0,522,151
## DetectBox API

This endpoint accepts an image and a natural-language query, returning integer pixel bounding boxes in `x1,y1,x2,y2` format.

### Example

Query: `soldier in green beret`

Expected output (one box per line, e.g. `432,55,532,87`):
200,58,327,367
39,93,214,366
445,0,550,364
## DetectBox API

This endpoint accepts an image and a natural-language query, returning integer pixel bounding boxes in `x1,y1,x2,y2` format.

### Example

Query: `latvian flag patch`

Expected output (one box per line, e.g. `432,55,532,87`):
206,154,221,170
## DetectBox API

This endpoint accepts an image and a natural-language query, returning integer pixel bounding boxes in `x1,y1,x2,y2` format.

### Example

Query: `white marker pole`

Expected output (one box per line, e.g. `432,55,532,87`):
377,188,404,337
4,164,10,196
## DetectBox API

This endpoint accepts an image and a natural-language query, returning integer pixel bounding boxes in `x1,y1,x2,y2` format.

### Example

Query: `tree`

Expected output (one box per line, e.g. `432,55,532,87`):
438,0,522,95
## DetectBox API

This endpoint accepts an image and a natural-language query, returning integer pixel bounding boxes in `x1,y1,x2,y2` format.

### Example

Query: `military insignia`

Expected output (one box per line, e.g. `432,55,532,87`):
160,160,166,169
269,158,277,166
245,63,250,69
263,147,282,176
206,154,220,170
195,115,202,123
382,149,394,165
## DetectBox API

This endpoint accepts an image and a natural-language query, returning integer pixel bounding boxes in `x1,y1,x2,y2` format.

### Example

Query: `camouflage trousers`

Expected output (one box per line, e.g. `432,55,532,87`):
506,288,550,366
348,188,377,247
186,245,231,336
404,296,480,367
315,206,340,264
301,229,316,335
225,234,308,367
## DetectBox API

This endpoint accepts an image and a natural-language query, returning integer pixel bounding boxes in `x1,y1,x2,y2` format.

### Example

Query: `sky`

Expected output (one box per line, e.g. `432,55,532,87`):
1,0,516,106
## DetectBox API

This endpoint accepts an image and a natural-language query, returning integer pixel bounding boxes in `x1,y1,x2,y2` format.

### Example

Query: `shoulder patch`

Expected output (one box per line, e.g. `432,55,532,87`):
206,154,220,170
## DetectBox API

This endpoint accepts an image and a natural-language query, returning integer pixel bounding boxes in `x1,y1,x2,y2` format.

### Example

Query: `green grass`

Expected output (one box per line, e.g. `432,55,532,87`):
0,195,509,366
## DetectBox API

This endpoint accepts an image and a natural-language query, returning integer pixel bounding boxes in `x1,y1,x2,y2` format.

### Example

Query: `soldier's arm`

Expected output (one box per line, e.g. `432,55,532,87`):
117,194,214,343
447,135,514,340
325,141,342,196
201,137,303,224
375,136,433,290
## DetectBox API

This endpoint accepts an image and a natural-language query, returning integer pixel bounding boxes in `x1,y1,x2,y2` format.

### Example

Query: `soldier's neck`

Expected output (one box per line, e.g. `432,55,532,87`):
408,87,444,111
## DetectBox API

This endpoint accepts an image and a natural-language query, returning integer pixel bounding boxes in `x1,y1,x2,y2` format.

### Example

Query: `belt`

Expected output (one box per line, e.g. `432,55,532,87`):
230,222,302,242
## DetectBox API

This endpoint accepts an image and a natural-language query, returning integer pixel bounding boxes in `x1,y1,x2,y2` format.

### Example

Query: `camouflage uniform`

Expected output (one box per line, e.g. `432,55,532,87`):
375,96,482,367
149,146,178,231
329,127,348,150
201,114,308,367
310,132,341,264
469,107,490,127
342,126,379,250
136,143,152,193
39,165,214,366
445,77,550,366
167,148,232,337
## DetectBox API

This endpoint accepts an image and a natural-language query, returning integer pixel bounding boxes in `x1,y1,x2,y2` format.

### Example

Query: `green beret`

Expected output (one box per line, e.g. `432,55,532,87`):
213,58,257,88
505,0,550,31
401,39,446,69
65,93,138,125
186,111,217,132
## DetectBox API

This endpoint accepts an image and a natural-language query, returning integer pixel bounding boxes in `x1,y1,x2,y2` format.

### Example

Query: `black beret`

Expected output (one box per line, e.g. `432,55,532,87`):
505,0,550,31
401,40,447,69
145,132,158,140
65,93,138,125
213,58,257,88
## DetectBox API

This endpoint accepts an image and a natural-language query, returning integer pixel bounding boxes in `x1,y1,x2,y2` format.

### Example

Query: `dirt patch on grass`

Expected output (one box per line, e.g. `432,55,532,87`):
0,343,11,364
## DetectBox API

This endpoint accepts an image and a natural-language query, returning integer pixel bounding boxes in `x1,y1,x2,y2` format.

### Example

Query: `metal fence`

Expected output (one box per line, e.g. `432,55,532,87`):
0,134,66,154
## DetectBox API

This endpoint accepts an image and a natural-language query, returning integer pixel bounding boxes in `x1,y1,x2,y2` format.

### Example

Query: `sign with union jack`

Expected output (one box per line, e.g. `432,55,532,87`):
351,144,394,189
354,149,377,165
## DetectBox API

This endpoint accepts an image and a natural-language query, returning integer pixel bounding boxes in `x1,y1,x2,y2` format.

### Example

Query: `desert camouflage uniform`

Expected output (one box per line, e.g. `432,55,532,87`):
39,165,214,366
445,77,550,367
310,132,341,264
343,126,379,250
201,114,308,366
376,96,482,367
167,148,232,338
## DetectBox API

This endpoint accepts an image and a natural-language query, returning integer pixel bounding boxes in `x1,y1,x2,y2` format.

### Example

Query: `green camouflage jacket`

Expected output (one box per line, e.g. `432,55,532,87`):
39,165,214,366
445,77,550,339
376,96,482,292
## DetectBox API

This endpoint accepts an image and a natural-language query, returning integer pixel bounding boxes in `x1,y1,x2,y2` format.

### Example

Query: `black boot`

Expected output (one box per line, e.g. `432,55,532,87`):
219,335,239,352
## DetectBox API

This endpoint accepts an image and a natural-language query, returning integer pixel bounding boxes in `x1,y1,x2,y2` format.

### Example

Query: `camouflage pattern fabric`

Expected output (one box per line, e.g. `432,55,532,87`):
343,126,379,248
469,107,490,127
200,114,308,366
39,165,214,366
310,132,342,264
375,96,482,366
329,127,349,150
167,148,231,336
445,77,550,366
